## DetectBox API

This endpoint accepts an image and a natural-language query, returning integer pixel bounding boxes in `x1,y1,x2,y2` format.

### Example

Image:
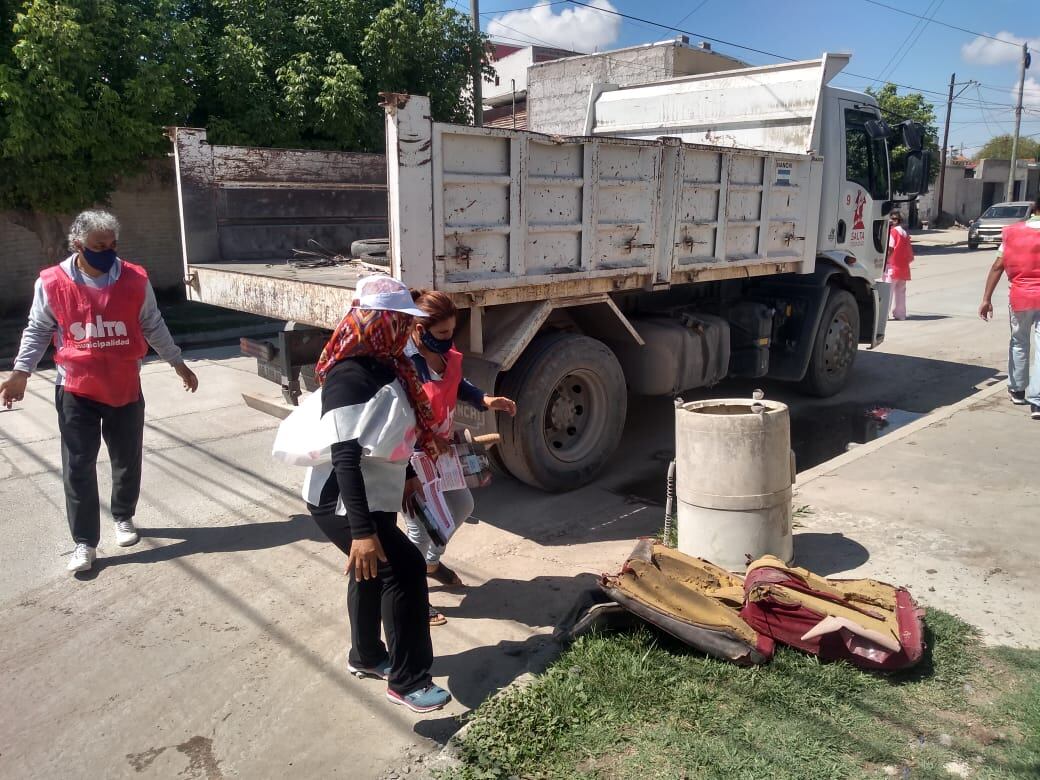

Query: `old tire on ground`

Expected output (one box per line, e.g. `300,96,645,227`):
798,288,859,398
497,331,627,492
351,238,389,258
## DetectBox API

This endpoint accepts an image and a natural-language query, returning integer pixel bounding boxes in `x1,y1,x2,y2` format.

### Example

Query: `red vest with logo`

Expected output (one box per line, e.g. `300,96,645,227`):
41,260,150,406
1002,222,1040,312
422,347,465,436
885,226,913,281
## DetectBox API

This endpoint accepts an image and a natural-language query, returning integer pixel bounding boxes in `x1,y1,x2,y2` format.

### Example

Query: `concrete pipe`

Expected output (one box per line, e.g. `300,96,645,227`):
675,398,795,571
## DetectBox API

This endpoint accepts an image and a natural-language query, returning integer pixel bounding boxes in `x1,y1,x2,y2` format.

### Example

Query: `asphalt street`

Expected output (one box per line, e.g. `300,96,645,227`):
0,238,1019,778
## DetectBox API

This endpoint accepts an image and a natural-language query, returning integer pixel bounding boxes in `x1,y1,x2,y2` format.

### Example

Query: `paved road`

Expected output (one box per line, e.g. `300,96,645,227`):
0,242,1013,778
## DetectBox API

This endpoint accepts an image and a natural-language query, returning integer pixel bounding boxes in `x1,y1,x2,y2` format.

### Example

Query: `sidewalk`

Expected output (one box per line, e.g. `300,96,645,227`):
793,379,1039,648
909,226,969,249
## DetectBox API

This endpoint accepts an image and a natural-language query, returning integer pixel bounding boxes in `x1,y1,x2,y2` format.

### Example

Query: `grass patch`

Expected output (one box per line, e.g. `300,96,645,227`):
447,610,1040,779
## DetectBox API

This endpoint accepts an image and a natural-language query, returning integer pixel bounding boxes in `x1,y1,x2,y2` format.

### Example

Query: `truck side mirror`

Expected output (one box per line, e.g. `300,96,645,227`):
901,122,924,152
864,119,892,140
904,150,931,196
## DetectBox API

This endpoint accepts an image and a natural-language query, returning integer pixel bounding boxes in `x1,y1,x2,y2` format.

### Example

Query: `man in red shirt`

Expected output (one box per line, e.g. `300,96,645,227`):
979,195,1040,419
0,210,198,573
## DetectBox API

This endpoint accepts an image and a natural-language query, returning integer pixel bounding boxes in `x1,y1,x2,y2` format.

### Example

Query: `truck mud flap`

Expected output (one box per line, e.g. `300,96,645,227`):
599,540,774,666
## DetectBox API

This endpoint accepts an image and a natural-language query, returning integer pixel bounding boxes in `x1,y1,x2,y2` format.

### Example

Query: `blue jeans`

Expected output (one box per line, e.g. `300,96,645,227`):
1009,308,1040,405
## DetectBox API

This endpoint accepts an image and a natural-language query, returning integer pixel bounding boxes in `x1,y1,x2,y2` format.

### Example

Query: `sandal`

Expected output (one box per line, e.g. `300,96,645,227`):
428,605,447,626
427,563,463,587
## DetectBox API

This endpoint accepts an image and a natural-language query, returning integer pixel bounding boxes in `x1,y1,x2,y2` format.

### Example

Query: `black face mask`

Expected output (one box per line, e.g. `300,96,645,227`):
420,328,453,355
81,247,118,273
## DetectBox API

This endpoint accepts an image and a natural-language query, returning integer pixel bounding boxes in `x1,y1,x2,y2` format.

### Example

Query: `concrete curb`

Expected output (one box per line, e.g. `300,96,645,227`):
796,377,1008,488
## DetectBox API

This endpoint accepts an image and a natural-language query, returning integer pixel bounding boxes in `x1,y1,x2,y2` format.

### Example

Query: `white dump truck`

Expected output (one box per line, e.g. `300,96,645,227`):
169,53,930,491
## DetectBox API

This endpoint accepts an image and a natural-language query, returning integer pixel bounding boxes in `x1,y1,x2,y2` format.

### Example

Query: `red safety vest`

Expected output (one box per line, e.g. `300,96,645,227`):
41,260,150,407
885,226,913,281
1002,221,1040,312
422,347,464,436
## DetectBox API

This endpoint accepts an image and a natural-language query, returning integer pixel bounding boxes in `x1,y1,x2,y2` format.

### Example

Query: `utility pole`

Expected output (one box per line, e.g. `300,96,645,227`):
1006,44,1031,201
471,0,483,127
936,73,956,226
936,74,976,226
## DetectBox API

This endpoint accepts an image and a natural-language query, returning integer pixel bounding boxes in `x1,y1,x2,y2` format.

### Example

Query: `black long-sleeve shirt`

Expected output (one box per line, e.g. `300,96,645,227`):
321,357,412,538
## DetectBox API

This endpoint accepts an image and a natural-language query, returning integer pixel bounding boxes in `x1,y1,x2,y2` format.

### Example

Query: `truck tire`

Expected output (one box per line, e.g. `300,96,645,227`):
497,331,627,492
350,238,389,257
799,288,859,397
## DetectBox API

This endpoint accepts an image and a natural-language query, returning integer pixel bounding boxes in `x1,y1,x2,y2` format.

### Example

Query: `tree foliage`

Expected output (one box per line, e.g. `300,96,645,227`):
0,0,488,254
973,134,1040,162
865,83,940,193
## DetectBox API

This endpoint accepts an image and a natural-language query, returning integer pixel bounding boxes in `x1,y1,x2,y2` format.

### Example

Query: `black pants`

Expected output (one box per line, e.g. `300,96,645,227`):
308,473,433,696
55,386,145,547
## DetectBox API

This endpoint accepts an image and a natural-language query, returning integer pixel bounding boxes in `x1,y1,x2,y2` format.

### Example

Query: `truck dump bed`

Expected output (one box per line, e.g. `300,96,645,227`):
173,57,844,328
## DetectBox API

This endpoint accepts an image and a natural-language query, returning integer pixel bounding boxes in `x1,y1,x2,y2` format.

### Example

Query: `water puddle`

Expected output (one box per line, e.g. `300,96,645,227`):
609,403,924,506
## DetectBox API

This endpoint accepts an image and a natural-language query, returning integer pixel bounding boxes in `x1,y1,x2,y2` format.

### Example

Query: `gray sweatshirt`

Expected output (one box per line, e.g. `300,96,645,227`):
13,256,183,383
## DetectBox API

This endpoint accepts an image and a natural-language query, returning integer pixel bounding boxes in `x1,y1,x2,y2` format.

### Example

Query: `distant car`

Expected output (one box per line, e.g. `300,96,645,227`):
967,201,1033,250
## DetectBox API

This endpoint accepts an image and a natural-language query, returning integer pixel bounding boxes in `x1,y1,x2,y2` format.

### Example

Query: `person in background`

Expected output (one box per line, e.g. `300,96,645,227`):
402,290,516,626
885,210,914,320
979,195,1040,419
298,275,452,713
0,210,198,574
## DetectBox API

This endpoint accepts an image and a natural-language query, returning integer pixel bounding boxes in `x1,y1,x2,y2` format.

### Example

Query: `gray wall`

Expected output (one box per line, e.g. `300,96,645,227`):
1,160,184,314
527,42,745,136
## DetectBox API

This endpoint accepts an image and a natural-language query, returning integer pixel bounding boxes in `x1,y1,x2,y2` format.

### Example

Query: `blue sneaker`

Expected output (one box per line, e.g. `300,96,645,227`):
347,658,392,680
386,684,452,713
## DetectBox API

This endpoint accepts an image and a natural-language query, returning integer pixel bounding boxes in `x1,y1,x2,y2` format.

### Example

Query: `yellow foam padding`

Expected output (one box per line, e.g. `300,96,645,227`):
746,555,900,643
612,545,760,646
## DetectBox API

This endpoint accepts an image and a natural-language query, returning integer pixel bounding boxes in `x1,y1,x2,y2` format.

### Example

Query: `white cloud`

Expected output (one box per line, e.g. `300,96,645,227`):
1019,76,1040,110
961,32,1039,66
487,0,622,54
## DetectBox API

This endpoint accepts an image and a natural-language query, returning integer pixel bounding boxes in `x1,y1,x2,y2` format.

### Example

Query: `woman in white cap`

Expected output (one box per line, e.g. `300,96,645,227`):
279,275,451,713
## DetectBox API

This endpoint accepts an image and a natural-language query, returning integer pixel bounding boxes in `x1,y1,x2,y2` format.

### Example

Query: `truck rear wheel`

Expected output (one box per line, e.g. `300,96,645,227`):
497,331,627,492
799,288,859,397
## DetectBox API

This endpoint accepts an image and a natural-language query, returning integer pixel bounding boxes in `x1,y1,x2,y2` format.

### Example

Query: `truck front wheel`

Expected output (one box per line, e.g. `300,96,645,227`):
799,288,859,397
497,331,627,492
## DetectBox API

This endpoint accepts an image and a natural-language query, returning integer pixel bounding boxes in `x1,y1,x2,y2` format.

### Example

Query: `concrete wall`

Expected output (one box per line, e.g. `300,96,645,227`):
0,160,184,314
527,41,745,136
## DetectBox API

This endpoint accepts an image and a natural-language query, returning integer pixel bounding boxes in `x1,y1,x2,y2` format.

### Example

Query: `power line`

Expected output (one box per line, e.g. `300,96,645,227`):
674,0,712,29
562,0,1025,110
873,0,943,85
859,0,1023,48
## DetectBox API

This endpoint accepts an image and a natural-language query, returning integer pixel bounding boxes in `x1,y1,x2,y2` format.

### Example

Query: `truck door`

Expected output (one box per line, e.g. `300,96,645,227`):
838,105,890,278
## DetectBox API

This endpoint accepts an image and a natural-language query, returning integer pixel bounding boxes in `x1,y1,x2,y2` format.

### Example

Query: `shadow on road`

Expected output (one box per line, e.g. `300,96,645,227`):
78,514,325,576
792,532,871,575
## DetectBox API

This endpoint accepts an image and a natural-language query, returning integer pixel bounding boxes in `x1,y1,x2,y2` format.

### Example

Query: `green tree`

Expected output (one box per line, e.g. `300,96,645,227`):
186,0,488,150
973,134,1040,161
0,0,489,257
0,0,201,257
865,83,940,194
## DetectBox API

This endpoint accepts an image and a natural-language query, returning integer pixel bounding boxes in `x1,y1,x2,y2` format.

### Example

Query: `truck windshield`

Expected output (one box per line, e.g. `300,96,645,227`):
844,109,889,200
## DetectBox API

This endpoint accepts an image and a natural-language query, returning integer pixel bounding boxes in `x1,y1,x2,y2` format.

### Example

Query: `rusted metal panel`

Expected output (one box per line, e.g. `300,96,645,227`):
168,127,388,288
384,94,435,289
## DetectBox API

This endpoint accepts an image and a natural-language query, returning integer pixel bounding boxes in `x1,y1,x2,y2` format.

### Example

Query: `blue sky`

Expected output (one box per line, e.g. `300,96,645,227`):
470,0,1040,157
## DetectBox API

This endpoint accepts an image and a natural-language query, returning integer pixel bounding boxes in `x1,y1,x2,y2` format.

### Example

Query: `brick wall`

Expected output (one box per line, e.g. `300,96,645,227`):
0,159,184,315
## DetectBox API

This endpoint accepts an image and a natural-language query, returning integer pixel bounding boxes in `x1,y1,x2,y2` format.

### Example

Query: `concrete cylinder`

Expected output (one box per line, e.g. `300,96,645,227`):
675,398,794,571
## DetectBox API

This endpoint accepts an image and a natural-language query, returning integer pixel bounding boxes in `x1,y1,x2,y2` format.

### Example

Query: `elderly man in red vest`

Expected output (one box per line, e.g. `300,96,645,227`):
980,195,1040,420
1,210,198,573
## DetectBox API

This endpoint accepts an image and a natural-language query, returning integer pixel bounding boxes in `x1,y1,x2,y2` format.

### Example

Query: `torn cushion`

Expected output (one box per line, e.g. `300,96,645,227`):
740,555,925,671
600,540,774,666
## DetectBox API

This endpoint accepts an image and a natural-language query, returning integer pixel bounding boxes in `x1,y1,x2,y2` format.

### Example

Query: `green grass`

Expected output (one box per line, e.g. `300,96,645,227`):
446,611,1040,780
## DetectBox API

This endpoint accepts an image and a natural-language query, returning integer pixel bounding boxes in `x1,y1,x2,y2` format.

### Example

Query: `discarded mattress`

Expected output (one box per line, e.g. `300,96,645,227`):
740,556,926,671
599,540,775,666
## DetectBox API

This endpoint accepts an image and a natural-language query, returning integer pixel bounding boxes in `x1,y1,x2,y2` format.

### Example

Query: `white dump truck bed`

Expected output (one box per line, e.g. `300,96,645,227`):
174,57,843,326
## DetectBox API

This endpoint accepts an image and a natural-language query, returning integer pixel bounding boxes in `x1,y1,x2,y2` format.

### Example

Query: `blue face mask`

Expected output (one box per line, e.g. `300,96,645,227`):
420,328,453,355
81,247,118,273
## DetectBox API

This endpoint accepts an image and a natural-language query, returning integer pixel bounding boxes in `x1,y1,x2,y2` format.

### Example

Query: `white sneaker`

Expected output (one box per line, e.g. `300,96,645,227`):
67,543,96,573
114,519,140,547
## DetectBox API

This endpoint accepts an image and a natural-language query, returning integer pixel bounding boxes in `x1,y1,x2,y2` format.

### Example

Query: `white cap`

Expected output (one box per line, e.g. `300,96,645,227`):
354,274,425,317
